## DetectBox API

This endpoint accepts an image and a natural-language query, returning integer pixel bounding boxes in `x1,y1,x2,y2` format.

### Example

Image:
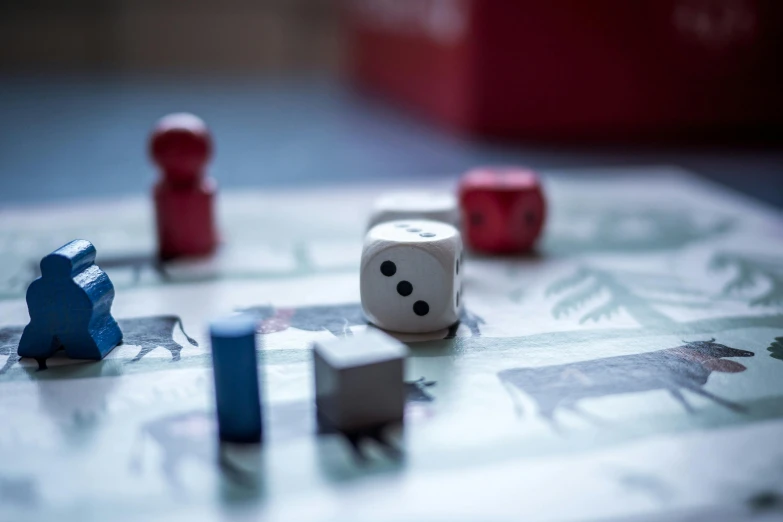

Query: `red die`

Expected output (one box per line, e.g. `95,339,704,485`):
458,167,546,254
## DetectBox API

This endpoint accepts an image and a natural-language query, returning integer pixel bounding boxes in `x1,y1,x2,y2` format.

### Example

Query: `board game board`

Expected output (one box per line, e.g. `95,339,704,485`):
1,166,782,522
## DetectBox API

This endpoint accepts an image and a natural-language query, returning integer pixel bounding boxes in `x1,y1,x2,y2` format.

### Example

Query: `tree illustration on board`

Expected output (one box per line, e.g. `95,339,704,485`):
546,209,733,255
768,337,783,361
711,252,783,307
547,266,713,328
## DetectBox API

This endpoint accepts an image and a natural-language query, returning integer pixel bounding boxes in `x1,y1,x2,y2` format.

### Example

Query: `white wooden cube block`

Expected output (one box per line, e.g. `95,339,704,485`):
313,329,408,431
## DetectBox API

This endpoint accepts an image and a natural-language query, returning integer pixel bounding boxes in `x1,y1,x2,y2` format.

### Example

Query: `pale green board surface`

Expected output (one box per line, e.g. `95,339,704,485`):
0,167,782,522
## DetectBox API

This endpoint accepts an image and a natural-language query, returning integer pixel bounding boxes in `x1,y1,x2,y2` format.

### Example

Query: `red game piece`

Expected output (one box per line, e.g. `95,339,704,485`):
150,113,218,260
458,167,546,254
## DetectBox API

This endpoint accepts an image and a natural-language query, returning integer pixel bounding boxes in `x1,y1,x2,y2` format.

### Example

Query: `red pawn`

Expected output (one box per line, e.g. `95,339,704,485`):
151,113,218,261
458,166,546,254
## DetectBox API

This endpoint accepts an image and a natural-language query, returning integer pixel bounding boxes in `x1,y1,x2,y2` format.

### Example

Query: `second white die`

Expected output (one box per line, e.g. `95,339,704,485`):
367,191,459,230
361,219,463,333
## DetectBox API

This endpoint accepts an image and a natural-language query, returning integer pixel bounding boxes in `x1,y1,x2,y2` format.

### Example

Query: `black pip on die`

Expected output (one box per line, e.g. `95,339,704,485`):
360,219,463,333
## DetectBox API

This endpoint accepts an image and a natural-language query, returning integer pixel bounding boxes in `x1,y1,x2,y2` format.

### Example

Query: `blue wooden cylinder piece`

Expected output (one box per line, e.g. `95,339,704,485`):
210,314,263,443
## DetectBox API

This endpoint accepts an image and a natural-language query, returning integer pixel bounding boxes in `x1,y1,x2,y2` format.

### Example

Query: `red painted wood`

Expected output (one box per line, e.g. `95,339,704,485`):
151,113,218,261
458,167,546,253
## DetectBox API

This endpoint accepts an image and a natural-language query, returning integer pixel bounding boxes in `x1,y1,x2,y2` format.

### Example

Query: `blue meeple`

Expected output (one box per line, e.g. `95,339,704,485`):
18,239,123,360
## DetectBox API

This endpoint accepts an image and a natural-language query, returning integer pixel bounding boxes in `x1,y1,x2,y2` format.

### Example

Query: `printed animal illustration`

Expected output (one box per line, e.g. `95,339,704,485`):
0,315,196,374
130,411,217,491
0,326,24,375
95,254,166,283
119,316,198,362
240,302,484,339
132,378,438,488
405,378,436,402
498,339,753,425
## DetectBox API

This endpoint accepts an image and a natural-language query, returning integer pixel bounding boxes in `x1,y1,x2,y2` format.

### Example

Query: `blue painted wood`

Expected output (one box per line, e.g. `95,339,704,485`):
210,314,263,443
17,239,123,361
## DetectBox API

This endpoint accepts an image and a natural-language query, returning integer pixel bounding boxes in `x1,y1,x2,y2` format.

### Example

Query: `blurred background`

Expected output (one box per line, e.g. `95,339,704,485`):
0,0,781,206
0,0,340,74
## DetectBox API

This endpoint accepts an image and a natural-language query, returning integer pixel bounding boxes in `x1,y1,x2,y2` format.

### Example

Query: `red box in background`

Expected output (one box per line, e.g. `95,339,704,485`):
345,0,783,141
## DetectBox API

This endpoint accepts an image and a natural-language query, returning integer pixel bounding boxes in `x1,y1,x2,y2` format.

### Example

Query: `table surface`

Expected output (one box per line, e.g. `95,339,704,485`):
0,74,781,208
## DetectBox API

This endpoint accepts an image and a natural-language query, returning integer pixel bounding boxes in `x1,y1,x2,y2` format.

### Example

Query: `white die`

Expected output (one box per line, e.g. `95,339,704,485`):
366,192,459,230
361,219,463,333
